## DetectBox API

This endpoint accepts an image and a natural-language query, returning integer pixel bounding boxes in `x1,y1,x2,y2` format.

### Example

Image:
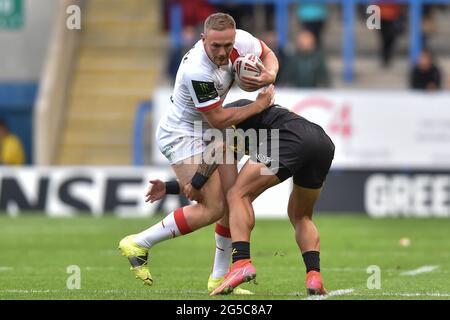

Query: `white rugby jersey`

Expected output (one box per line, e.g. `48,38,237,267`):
159,29,265,135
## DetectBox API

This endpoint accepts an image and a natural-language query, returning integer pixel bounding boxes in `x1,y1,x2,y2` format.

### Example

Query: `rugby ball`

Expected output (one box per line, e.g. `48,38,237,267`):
233,53,262,92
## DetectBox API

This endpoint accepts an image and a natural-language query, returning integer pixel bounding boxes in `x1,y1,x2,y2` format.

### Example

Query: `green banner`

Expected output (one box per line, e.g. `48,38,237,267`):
0,0,23,29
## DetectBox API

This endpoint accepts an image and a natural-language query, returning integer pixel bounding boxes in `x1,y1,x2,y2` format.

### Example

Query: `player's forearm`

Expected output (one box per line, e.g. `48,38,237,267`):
261,50,279,84
212,101,264,129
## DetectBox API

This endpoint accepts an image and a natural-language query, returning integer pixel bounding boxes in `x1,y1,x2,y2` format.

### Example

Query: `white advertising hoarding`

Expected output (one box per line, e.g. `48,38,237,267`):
152,88,450,169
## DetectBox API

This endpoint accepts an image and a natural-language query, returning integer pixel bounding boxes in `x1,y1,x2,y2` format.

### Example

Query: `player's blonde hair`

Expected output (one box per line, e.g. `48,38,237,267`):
204,13,236,33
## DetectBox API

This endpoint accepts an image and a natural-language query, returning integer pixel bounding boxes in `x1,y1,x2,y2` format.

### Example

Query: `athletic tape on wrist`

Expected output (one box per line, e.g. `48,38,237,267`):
165,180,180,194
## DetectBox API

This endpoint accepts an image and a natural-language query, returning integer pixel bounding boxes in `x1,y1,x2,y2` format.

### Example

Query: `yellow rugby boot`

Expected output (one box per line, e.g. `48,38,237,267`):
118,235,153,286
207,274,253,295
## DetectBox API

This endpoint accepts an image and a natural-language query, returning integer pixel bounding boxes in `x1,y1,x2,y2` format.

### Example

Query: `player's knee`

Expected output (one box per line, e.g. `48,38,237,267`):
205,198,226,223
291,211,313,223
226,186,243,205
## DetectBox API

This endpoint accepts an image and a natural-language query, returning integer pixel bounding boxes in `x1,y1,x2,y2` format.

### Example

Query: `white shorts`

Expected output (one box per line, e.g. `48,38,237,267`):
156,124,206,165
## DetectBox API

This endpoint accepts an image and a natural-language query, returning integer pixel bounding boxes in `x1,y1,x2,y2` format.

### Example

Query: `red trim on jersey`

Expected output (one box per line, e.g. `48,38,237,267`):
215,223,231,238
230,48,240,65
174,207,192,235
259,39,267,59
196,100,222,112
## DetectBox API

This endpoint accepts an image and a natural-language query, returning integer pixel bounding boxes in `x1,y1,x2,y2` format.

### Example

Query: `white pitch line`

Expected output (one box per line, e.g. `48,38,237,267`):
2,289,450,299
400,265,439,276
303,289,354,300
0,266,13,272
316,292,450,298
378,292,450,298
0,289,53,293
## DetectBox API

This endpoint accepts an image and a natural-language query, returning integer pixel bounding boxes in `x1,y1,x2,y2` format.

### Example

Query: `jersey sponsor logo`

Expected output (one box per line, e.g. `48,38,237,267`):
161,145,174,161
192,80,218,103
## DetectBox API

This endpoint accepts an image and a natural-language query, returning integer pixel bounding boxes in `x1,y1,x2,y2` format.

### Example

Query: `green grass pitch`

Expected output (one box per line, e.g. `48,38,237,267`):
0,214,449,300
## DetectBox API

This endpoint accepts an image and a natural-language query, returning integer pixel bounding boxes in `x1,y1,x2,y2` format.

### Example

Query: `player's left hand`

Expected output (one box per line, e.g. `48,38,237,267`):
240,62,276,91
183,183,203,202
145,179,166,203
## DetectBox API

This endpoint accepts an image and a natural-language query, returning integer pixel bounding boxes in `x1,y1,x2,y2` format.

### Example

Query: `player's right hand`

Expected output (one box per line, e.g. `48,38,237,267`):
145,179,166,203
255,84,275,111
183,183,203,202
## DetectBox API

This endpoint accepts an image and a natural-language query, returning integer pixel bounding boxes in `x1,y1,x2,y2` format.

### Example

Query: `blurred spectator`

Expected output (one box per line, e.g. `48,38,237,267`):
0,120,25,166
410,50,442,91
163,0,216,31
377,2,405,67
422,4,450,49
165,0,217,82
215,2,254,31
421,4,436,49
278,30,331,88
260,30,284,68
297,3,328,46
263,4,275,32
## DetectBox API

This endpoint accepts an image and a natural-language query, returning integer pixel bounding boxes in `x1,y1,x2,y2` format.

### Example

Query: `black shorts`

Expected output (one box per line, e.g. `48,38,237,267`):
253,118,335,189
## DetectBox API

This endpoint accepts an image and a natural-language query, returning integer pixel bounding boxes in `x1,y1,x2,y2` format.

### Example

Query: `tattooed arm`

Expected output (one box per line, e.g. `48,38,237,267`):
146,138,235,203
191,139,226,190
183,136,241,202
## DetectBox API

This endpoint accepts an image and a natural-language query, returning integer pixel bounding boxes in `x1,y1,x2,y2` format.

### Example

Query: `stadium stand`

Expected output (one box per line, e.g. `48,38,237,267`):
7,0,450,167
55,0,167,165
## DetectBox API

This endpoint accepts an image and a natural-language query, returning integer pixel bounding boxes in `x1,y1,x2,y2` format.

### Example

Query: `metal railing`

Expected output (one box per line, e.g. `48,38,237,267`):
133,101,153,166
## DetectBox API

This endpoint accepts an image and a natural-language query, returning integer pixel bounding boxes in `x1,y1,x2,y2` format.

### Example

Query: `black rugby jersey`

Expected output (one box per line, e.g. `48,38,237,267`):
236,104,301,131
229,104,313,157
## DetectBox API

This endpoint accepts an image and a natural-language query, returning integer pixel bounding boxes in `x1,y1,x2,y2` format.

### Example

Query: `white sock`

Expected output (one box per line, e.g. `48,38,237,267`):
134,211,181,248
211,224,232,279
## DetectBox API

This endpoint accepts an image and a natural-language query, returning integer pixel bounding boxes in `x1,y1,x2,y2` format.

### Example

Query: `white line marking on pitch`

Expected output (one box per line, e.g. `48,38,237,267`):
400,265,439,276
303,289,354,300
2,289,450,298
379,292,450,297
0,266,13,272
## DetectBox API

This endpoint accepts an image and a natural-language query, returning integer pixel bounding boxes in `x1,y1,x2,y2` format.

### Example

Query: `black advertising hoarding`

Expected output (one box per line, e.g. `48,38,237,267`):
0,168,449,218
317,170,450,218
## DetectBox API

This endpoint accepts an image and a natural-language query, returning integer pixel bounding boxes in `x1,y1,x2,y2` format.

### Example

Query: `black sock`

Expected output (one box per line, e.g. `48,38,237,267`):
232,241,250,263
302,251,320,273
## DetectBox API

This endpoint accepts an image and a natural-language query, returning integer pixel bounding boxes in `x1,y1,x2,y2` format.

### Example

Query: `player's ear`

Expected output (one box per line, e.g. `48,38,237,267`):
200,33,206,42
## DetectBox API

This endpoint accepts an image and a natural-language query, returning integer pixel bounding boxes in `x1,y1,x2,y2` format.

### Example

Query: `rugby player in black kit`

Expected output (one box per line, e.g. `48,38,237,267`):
149,99,335,296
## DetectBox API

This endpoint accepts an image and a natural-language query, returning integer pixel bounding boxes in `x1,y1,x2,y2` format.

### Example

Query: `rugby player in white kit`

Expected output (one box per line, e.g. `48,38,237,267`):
118,13,279,293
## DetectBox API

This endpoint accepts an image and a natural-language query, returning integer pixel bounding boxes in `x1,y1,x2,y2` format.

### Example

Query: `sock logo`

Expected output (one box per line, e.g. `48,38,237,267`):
170,229,176,238
231,248,238,256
